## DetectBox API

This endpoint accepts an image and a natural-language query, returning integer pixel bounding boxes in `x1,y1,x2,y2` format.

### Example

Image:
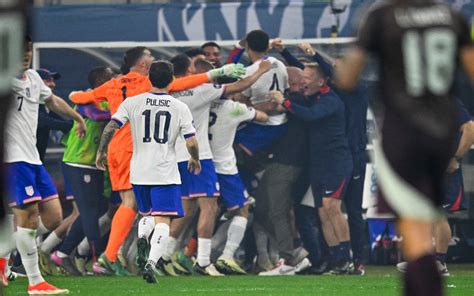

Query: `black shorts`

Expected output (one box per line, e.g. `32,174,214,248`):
377,113,457,220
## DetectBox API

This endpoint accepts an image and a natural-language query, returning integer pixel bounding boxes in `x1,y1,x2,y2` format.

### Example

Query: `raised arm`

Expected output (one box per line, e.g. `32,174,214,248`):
298,43,334,79
223,60,272,95
45,94,86,138
271,38,304,70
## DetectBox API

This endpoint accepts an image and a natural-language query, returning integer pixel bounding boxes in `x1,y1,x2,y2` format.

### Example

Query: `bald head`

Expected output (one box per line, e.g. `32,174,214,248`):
287,66,305,94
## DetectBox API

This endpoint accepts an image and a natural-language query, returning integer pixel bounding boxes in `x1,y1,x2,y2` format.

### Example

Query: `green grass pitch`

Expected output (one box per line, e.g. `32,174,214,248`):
3,265,474,296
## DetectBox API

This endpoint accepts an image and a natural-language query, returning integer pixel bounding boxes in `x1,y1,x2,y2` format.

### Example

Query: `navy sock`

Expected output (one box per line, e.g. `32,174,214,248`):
339,241,352,262
329,245,341,264
435,253,446,264
404,254,442,296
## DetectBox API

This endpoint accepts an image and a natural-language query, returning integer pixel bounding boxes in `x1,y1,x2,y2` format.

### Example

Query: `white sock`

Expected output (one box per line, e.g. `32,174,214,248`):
76,212,113,257
197,238,212,267
147,223,169,264
138,216,155,240
37,218,50,236
222,216,248,260
40,231,62,254
162,236,177,261
0,215,16,257
15,227,44,286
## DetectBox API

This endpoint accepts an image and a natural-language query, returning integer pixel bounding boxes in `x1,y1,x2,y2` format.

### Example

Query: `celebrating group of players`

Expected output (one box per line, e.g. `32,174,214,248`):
1,0,474,294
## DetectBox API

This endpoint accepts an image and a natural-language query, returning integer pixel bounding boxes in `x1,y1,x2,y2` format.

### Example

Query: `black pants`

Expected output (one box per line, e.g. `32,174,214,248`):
345,150,369,264
59,164,104,255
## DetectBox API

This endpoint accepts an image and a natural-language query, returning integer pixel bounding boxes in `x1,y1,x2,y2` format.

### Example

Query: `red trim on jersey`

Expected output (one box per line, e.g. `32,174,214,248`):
329,177,347,199
449,187,463,212
320,85,330,94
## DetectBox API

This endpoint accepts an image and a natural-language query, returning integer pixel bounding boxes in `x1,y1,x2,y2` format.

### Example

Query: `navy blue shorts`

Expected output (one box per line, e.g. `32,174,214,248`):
132,184,184,217
217,173,251,210
443,169,466,213
178,159,220,199
5,162,58,207
311,173,351,208
235,122,287,155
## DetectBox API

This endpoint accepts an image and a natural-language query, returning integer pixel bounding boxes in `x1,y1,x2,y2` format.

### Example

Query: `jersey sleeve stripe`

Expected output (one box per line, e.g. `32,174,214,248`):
111,118,124,127
184,133,195,139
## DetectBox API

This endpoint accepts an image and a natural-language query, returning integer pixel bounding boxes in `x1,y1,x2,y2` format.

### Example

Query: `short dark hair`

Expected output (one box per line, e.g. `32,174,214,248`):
245,30,269,53
25,35,32,52
193,58,214,74
185,48,205,58
170,54,191,77
201,41,220,50
88,66,113,88
149,61,174,89
305,63,326,79
121,46,148,75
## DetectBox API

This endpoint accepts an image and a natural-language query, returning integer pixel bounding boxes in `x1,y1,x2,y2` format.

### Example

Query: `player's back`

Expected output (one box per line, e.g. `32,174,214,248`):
359,0,470,136
243,56,288,125
113,92,193,185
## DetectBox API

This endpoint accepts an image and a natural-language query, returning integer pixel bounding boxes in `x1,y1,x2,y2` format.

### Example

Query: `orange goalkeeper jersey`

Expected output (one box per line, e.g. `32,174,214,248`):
70,71,210,154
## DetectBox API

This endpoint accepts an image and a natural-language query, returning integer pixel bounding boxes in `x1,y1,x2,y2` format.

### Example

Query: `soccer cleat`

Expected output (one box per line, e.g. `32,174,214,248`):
28,281,69,295
158,258,179,277
50,252,82,276
74,256,87,275
436,261,450,277
294,258,311,273
92,262,112,275
136,237,149,272
259,259,295,276
38,250,54,275
98,253,131,276
328,261,354,275
142,262,158,284
349,263,366,276
288,247,309,267
216,257,247,275
396,261,407,273
173,251,195,275
193,263,224,276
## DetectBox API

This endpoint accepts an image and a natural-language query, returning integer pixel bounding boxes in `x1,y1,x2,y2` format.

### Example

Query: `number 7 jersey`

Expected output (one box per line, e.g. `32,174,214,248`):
357,1,472,136
112,92,196,185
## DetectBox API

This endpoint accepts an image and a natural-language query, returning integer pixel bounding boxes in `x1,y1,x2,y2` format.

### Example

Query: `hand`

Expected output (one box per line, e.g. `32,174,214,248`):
75,117,87,139
96,151,108,171
268,90,285,104
209,63,246,80
270,38,284,52
298,42,316,56
258,60,272,73
446,157,460,173
188,158,201,175
238,38,247,49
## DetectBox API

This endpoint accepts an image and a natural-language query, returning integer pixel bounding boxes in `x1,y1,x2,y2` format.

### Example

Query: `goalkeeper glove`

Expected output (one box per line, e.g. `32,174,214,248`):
208,63,246,80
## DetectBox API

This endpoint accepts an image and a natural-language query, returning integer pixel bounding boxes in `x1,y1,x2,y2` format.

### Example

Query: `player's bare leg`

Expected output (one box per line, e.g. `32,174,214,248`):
434,218,451,276
100,189,136,275
217,205,249,274
13,204,69,294
194,197,222,276
38,198,63,234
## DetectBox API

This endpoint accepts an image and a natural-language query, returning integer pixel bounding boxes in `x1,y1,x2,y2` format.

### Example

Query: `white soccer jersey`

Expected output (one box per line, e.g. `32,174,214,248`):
112,92,195,185
171,83,224,162
242,56,289,126
5,69,52,165
209,100,256,175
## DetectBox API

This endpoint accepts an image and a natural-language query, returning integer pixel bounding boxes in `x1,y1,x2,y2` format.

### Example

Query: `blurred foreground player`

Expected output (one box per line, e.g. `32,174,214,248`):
337,1,474,295
96,61,200,284
2,36,87,295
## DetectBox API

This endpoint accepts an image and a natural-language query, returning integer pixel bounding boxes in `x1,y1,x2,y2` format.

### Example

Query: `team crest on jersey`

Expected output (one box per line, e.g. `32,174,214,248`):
25,186,34,197
25,87,31,98
84,175,91,183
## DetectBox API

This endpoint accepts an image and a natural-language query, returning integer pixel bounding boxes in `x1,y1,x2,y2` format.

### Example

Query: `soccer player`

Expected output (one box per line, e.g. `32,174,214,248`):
209,86,269,275
201,42,222,67
69,47,246,275
271,64,354,274
336,1,474,295
160,55,271,276
96,61,199,284
234,30,289,155
50,66,115,276
1,36,86,295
